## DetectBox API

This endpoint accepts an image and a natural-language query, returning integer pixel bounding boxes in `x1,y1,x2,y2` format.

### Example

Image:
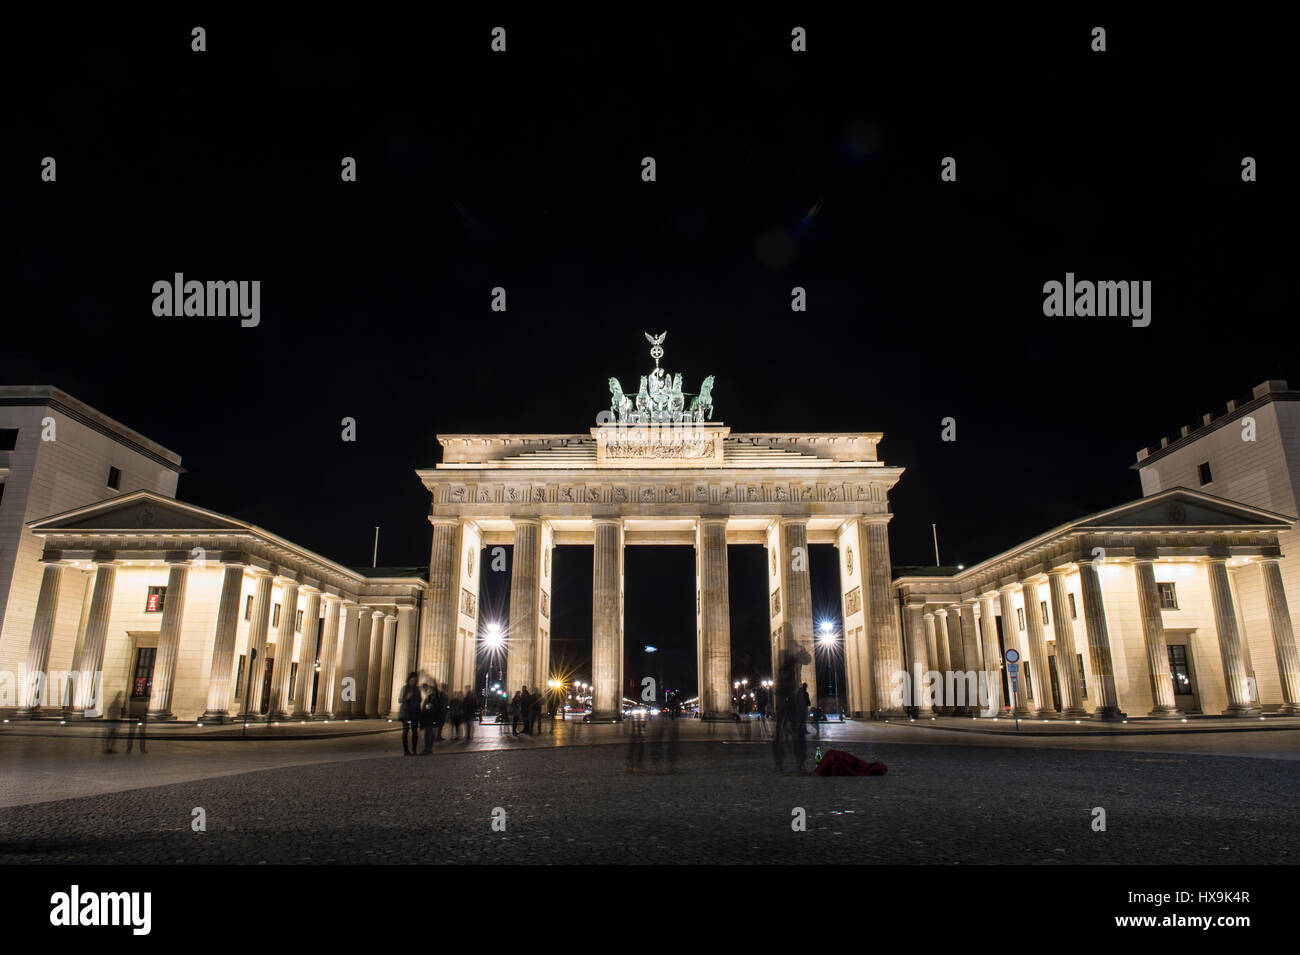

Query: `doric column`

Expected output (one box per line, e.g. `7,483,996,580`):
388,605,417,718
70,559,117,718
959,600,982,715
923,610,943,712
266,580,300,720
779,518,817,702
1133,559,1180,717
864,519,904,717
315,596,342,718
290,588,322,719
591,517,623,721
978,592,1002,716
1207,558,1263,716
334,603,364,717
358,608,380,718
998,584,1034,716
697,517,732,719
1047,567,1088,717
236,570,274,719
1260,558,1300,713
1076,560,1126,720
200,562,249,723
943,603,968,715
904,601,934,717
145,557,190,720
419,518,462,690
933,607,954,714
507,519,542,694
1021,578,1055,716
17,560,64,717
376,613,398,718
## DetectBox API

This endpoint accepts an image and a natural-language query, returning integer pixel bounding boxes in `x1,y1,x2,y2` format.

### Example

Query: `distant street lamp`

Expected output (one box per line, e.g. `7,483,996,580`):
818,620,844,722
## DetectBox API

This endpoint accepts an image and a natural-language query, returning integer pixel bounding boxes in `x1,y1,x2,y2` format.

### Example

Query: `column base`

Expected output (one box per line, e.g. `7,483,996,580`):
588,710,622,723
1222,703,1263,718
1060,706,1091,719
145,710,177,722
1091,706,1128,721
1148,705,1183,718
874,707,908,720
267,710,292,723
199,710,231,724
1277,703,1300,715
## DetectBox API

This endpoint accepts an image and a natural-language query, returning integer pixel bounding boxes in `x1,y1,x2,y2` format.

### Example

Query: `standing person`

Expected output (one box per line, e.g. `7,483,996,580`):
436,683,450,740
510,690,522,736
450,690,464,739
103,691,125,754
519,685,534,735
398,672,421,756
462,685,476,741
796,682,812,737
420,683,438,754
773,648,811,772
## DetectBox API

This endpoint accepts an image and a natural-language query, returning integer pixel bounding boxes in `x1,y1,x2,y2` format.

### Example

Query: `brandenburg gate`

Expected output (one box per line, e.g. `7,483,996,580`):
415,334,906,719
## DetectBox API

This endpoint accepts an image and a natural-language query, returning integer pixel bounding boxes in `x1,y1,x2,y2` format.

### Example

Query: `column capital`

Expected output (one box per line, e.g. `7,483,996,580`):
933,607,949,617
1047,564,1073,578
904,597,926,610
592,516,623,527
511,516,543,528
299,584,322,595
91,552,120,565
429,516,462,528
777,515,810,527
697,515,729,528
1259,555,1281,566
997,582,1019,595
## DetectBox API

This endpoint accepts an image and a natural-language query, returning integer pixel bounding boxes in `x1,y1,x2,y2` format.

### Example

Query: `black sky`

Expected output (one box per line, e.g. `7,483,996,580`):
5,9,1293,688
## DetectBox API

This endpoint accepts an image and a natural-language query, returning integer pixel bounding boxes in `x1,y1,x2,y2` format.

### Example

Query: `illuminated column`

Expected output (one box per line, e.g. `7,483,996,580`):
358,608,380,718
290,588,322,719
506,519,542,694
420,518,462,688
591,517,624,721
388,605,417,719
1047,567,1088,718
779,518,817,703
924,610,944,713
1076,560,1126,720
864,519,904,717
201,562,250,723
977,592,1003,716
960,599,982,716
236,571,274,719
334,603,364,717
932,608,953,714
1021,578,1055,716
1260,558,1300,713
697,517,733,719
1207,558,1263,717
145,558,191,720
17,560,64,717
315,596,342,718
267,580,300,720
904,601,935,717
1132,560,1180,717
70,559,117,718
376,612,398,718
998,584,1034,716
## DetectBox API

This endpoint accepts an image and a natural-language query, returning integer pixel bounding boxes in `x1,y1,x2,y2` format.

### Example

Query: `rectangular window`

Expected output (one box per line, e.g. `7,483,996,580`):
1068,593,1077,619
1023,661,1033,700
244,594,254,620
1198,461,1213,485
0,428,17,451
1040,600,1049,625
1015,607,1025,631
289,663,298,702
145,585,166,613
234,654,246,698
1076,653,1088,699
131,647,157,700
295,608,304,632
1158,582,1178,610
272,603,281,627
107,466,122,490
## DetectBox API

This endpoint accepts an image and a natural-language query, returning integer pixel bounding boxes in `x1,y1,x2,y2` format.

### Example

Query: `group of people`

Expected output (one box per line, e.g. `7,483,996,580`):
397,676,479,756
506,685,549,736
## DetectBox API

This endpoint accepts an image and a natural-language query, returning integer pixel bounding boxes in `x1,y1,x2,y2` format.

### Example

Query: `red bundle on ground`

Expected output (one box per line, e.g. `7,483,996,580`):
815,749,888,776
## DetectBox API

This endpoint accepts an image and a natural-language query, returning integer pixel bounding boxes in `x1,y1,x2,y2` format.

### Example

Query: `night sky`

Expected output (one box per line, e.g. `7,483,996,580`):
6,9,1291,689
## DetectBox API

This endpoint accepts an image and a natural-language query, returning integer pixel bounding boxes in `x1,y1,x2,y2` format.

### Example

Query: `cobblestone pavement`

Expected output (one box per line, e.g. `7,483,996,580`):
2,722,1297,864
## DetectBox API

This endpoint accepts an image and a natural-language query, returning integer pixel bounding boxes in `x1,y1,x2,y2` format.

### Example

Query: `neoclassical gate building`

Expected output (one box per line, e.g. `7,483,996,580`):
417,420,905,720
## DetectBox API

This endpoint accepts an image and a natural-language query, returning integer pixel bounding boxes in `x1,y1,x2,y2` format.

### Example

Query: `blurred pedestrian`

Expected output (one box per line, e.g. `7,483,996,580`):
399,672,421,755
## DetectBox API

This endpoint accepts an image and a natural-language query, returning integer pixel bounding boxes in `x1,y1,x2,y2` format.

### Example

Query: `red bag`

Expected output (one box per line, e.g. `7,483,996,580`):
815,749,888,776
